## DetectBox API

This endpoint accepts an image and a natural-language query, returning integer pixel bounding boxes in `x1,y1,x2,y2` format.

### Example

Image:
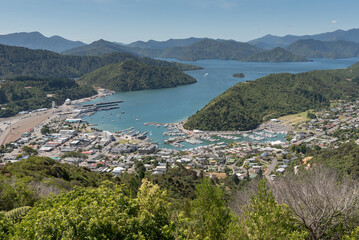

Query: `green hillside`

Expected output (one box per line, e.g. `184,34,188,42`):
184,62,359,131
243,47,310,62
78,59,197,92
0,44,200,78
0,77,96,117
0,156,112,212
286,39,359,58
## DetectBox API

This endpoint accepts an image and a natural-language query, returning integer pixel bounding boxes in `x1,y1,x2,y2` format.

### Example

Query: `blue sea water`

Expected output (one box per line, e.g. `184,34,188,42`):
81,58,359,148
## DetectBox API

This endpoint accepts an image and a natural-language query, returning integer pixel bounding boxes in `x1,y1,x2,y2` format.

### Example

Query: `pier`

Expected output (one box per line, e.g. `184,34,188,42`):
82,100,124,107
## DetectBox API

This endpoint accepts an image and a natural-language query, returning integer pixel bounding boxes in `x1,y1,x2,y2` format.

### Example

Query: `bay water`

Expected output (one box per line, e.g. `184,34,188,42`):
81,58,359,148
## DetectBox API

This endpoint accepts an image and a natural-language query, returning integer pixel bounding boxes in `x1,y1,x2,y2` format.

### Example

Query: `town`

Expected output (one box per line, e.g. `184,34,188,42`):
1,96,359,182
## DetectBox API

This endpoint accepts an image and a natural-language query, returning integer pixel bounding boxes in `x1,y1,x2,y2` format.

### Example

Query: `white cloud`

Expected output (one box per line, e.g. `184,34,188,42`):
330,20,337,24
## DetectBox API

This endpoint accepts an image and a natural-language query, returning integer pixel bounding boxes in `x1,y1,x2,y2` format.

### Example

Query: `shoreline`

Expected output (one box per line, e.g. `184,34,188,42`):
0,91,109,146
0,88,291,149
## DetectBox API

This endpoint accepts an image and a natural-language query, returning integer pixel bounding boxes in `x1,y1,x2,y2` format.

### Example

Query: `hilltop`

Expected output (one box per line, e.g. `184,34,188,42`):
62,39,134,56
78,59,197,92
184,61,359,131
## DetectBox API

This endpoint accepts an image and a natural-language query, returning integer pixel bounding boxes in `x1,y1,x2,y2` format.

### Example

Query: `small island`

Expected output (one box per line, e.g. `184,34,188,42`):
233,73,245,78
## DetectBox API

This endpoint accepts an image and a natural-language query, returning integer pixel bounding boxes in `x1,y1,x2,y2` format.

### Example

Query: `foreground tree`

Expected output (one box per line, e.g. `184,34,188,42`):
271,167,359,240
190,178,232,240
240,179,307,240
12,180,173,239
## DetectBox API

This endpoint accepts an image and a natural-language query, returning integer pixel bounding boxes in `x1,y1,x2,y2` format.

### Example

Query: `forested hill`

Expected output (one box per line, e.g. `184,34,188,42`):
146,39,264,61
184,61,359,131
242,47,310,62
0,77,96,117
0,44,201,78
78,59,197,92
285,39,359,59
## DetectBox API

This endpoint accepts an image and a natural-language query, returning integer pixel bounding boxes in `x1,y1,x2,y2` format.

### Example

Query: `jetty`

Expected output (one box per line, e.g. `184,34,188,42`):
82,100,123,107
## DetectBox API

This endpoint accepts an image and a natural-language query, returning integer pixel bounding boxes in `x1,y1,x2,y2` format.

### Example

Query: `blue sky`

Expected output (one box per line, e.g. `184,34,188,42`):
1,0,358,44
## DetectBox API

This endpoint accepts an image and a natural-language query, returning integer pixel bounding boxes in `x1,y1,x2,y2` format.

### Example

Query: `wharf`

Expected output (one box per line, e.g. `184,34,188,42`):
82,100,123,108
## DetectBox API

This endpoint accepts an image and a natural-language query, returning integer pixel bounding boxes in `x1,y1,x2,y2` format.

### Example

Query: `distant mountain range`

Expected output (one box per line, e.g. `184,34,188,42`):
2,28,359,62
63,38,311,62
0,32,85,53
127,37,204,49
285,39,359,59
249,28,359,49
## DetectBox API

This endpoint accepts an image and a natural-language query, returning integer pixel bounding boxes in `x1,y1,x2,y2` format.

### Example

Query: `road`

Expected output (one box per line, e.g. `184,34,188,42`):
265,157,277,176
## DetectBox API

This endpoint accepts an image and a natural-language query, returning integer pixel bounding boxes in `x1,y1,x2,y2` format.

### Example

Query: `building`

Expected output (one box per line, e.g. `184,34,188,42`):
65,99,72,105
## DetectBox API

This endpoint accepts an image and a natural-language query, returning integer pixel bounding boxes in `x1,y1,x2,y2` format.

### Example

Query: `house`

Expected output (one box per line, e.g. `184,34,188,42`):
59,130,76,136
112,167,126,176
152,165,167,174
138,144,158,154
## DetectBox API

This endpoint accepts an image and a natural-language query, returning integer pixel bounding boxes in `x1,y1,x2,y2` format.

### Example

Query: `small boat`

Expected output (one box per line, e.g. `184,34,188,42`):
204,73,209,77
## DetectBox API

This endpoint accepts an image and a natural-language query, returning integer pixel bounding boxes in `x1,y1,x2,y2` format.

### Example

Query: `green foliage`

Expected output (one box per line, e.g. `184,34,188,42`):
307,110,317,119
78,59,197,92
40,125,50,135
61,151,88,160
241,179,308,239
243,47,310,62
184,63,359,131
232,73,245,78
136,179,173,239
0,77,96,117
150,165,200,200
12,180,173,240
21,146,38,156
309,141,359,178
0,212,13,240
0,180,37,212
290,143,308,154
190,178,232,240
4,206,31,223
344,226,359,240
0,156,112,212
